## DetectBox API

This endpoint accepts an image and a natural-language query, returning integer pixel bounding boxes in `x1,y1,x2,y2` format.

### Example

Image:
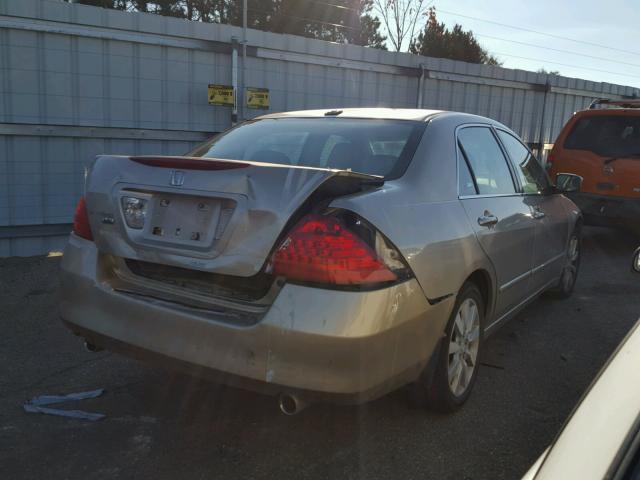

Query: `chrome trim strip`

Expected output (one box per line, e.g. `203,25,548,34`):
486,279,557,332
497,252,565,293
499,269,532,292
531,252,566,274
459,193,524,200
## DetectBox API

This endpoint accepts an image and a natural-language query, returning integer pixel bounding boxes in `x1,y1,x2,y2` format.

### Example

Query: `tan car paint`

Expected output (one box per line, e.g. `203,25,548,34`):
59,109,580,404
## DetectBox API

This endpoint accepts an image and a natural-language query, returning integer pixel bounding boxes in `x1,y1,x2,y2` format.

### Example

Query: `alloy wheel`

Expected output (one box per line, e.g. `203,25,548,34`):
562,235,580,291
448,298,481,397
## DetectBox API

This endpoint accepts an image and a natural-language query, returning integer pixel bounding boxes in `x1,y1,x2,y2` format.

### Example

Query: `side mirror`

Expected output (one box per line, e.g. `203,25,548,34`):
633,247,640,273
556,173,583,193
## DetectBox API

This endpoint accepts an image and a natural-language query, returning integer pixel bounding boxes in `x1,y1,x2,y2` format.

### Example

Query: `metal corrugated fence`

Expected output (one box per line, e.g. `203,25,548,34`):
1,0,639,256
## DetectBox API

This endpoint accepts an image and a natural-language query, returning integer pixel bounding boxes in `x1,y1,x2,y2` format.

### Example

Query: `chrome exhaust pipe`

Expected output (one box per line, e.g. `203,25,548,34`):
84,340,103,353
278,393,307,415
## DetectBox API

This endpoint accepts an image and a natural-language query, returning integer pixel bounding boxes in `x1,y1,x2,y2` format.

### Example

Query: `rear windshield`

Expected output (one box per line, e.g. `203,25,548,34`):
564,114,640,157
188,118,426,179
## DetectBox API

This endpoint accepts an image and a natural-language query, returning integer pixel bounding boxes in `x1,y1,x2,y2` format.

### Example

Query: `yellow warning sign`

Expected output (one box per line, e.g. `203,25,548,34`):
246,87,270,109
208,84,235,106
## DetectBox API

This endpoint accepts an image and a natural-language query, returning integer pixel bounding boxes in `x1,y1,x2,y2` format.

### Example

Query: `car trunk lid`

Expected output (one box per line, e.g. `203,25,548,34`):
85,155,382,277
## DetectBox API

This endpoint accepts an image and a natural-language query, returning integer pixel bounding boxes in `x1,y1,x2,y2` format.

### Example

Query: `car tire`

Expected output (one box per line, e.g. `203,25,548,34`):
412,282,484,413
546,227,581,299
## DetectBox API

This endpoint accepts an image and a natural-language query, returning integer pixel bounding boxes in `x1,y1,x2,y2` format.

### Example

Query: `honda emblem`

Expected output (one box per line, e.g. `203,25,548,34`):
170,170,185,186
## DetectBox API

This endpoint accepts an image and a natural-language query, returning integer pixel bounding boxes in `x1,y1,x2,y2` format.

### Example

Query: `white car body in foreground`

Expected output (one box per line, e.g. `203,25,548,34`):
523,318,640,479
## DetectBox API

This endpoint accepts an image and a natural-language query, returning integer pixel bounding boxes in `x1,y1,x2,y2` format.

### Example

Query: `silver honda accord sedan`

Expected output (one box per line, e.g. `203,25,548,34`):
59,108,582,414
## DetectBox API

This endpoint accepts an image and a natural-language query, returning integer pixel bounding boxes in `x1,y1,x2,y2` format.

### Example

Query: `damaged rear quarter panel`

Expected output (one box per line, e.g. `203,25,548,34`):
330,116,494,304
261,279,447,394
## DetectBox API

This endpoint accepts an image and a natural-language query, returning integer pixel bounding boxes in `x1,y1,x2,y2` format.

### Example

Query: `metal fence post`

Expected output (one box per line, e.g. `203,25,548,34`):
231,37,239,125
537,80,551,164
242,0,247,120
417,64,425,109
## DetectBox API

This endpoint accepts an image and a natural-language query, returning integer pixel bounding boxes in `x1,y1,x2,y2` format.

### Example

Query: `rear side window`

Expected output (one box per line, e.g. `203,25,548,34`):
458,154,477,196
188,118,426,179
564,115,640,157
497,130,550,194
458,127,516,195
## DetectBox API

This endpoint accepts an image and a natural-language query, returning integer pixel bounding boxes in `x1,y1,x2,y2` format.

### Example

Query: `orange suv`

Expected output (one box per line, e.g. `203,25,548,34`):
548,99,640,227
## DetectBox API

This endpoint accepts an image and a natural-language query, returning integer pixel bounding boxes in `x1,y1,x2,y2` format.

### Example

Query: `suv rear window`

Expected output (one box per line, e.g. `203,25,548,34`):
564,115,640,157
188,118,426,179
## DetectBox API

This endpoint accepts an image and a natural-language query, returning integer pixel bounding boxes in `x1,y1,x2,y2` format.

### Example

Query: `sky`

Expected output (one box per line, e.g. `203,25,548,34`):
381,0,640,89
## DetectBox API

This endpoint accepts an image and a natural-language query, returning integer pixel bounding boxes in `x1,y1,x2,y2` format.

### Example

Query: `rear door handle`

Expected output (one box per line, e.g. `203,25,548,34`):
477,212,499,227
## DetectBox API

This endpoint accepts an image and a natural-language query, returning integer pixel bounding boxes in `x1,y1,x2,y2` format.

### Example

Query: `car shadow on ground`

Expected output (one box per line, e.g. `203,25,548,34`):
3,226,640,480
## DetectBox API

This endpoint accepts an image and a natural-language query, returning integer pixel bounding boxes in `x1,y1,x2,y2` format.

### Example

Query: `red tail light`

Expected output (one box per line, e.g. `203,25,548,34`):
73,197,93,241
546,154,555,170
270,214,400,286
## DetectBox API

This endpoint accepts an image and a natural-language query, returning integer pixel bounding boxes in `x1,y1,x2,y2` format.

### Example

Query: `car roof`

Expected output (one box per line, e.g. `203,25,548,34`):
255,108,512,133
575,107,640,117
256,108,444,122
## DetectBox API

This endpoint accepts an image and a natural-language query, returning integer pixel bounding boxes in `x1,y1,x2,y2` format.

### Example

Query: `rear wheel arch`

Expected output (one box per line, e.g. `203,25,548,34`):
465,269,493,319
566,212,582,251
408,270,492,410
574,215,583,233
421,281,485,412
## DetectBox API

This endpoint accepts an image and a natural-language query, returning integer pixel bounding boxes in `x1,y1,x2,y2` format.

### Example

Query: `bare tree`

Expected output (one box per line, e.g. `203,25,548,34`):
372,0,427,52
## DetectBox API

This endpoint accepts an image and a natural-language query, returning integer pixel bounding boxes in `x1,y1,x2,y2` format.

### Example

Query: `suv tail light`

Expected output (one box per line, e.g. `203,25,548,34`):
269,213,411,286
546,154,555,170
73,196,93,241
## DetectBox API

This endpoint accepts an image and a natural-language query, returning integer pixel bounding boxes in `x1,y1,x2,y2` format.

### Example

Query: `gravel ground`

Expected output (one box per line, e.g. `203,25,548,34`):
1,226,639,480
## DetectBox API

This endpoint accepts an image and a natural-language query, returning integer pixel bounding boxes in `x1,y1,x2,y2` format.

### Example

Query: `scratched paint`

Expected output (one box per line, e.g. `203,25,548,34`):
266,349,275,382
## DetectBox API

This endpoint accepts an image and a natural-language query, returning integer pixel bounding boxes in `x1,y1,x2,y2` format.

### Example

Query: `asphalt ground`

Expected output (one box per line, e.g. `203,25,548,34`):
2,226,639,479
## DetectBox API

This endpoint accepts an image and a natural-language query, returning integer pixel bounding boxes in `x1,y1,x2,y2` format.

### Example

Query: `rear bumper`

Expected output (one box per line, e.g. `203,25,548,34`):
59,235,454,404
566,192,640,227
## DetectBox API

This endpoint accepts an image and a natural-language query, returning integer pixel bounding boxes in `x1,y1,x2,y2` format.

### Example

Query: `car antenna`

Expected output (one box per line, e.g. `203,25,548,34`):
324,109,343,116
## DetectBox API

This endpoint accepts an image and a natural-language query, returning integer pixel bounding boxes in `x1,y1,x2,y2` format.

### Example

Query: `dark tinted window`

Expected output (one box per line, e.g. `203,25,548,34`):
188,118,425,178
497,130,550,194
564,115,640,157
458,127,516,195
